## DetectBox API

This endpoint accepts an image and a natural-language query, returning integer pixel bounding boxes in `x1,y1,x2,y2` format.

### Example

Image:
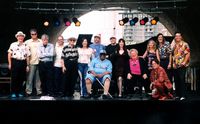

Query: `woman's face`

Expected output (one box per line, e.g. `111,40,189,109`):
82,39,88,47
158,35,164,43
148,41,154,48
130,50,138,60
119,41,124,48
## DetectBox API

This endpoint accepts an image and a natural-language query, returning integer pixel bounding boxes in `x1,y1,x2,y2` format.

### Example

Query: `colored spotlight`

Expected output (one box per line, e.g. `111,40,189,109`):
151,17,159,25
119,17,129,26
130,17,139,26
140,17,149,25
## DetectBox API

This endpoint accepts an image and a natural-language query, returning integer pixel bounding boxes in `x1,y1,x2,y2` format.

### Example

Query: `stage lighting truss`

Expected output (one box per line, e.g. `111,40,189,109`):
15,0,187,14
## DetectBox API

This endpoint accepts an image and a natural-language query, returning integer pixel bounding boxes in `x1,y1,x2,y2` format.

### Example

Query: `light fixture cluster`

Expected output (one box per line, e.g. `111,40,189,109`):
119,17,159,26
43,17,81,27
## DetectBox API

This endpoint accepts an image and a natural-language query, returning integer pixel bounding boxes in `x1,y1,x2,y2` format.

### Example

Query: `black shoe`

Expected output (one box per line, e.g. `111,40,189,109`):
84,93,92,99
102,94,112,99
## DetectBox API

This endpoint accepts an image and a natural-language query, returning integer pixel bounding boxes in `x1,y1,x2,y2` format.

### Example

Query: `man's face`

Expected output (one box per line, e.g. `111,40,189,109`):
57,36,64,46
110,38,116,44
94,37,100,43
100,53,106,60
30,31,38,39
42,38,48,45
175,33,182,42
17,35,25,42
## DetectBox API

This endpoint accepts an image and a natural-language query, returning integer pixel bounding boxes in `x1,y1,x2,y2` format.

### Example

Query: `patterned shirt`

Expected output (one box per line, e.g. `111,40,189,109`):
172,41,190,68
150,66,172,89
158,41,172,59
61,45,78,61
8,41,31,60
38,43,54,62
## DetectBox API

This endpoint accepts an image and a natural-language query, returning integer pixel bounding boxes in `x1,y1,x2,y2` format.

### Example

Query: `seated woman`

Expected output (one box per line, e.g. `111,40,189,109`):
150,59,173,100
125,49,149,97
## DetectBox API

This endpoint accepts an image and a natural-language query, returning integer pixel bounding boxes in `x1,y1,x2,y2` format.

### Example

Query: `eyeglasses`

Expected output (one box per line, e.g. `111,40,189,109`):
31,33,37,35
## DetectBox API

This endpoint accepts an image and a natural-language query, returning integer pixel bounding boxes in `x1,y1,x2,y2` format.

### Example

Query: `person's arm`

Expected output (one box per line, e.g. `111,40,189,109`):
182,52,190,66
61,59,66,73
7,44,13,70
44,44,54,57
103,60,112,75
8,52,12,70
168,53,172,69
142,50,147,59
37,45,45,59
182,43,190,67
156,49,160,62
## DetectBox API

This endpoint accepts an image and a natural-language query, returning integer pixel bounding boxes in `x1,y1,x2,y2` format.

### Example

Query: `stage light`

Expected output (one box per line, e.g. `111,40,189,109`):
53,18,60,27
129,17,139,26
43,21,49,27
63,18,71,26
150,17,159,25
119,17,129,26
140,17,149,25
72,17,81,26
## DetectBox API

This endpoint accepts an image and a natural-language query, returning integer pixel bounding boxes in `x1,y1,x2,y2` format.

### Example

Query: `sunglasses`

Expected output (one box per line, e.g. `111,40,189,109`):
31,33,37,35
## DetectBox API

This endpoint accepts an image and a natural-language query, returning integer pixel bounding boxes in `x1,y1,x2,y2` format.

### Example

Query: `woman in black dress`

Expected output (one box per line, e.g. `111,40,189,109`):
111,38,129,97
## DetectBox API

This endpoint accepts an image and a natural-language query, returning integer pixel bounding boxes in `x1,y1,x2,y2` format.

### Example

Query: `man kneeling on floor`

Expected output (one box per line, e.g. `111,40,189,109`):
85,50,112,99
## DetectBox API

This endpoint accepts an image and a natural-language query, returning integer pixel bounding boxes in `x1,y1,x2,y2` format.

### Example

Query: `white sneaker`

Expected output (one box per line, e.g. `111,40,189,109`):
180,97,185,100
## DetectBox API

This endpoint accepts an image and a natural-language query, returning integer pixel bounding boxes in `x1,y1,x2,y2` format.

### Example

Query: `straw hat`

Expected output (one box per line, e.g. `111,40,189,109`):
15,31,26,38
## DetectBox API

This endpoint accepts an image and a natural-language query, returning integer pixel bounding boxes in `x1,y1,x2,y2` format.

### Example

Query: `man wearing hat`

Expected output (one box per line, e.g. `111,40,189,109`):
61,36,79,97
85,50,112,99
8,31,31,98
89,34,105,58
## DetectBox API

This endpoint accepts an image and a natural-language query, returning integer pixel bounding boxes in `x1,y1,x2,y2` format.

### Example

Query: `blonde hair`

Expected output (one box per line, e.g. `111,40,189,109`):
146,39,157,51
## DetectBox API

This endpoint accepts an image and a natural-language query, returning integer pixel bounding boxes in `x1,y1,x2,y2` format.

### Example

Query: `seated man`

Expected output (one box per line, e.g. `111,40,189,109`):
85,50,112,99
150,59,173,100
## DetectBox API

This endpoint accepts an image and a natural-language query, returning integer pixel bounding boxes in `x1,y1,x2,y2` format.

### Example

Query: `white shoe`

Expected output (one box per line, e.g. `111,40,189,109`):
180,97,185,100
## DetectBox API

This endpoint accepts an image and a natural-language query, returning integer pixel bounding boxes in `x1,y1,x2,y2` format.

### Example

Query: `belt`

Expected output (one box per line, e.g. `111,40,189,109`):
12,58,26,61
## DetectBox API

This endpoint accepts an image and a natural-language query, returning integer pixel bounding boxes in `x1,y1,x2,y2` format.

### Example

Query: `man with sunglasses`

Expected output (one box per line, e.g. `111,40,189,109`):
25,28,42,96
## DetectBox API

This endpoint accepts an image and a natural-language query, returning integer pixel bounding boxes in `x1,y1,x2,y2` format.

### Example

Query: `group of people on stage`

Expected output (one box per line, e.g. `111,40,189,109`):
7,29,190,100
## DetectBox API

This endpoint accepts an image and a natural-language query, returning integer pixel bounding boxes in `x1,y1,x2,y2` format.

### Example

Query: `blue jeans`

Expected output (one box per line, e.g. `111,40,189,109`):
78,63,88,96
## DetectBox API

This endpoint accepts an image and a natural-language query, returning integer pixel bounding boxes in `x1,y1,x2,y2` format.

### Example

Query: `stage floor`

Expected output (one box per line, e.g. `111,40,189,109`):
0,92,200,124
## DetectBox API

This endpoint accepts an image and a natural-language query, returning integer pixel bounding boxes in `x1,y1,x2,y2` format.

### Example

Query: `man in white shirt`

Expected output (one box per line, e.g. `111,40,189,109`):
25,29,42,96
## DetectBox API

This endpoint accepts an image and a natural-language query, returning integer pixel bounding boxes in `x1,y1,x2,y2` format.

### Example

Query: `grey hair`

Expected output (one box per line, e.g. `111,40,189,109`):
41,34,49,40
129,48,138,55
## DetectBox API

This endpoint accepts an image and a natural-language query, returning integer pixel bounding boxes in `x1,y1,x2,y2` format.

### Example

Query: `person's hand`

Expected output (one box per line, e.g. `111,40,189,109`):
167,64,171,69
127,73,132,79
96,74,103,78
8,64,11,70
143,74,148,79
62,66,66,73
181,61,186,67
150,82,154,90
26,66,29,72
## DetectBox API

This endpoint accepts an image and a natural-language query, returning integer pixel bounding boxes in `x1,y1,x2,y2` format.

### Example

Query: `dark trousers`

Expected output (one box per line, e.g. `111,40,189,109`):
160,59,173,83
125,74,149,95
62,60,78,97
39,61,54,95
174,67,186,97
54,67,64,95
11,59,26,95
